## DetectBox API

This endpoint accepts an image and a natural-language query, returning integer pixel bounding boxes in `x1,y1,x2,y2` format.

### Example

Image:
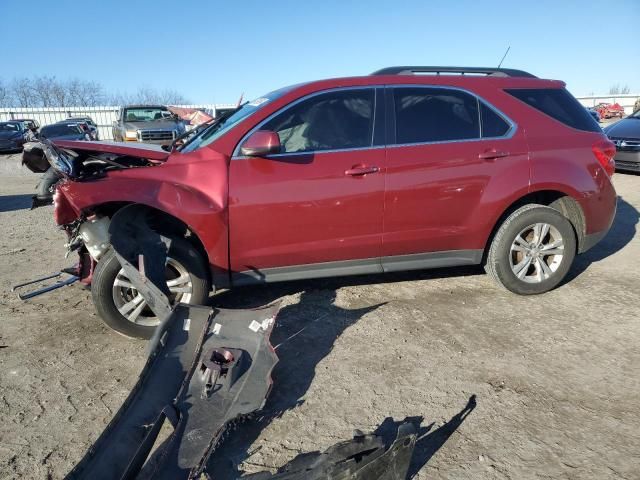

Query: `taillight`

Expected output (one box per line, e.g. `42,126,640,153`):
592,139,616,177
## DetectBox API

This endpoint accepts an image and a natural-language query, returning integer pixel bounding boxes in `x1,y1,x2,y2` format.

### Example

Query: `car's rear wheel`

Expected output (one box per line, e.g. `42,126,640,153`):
91,237,210,339
485,204,577,295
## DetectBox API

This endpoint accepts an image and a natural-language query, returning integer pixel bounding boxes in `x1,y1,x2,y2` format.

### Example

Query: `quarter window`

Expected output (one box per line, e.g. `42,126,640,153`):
480,102,511,138
262,89,375,153
394,88,480,144
505,88,600,133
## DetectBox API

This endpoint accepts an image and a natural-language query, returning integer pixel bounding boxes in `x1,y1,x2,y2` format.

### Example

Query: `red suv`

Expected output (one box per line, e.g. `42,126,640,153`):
41,66,616,338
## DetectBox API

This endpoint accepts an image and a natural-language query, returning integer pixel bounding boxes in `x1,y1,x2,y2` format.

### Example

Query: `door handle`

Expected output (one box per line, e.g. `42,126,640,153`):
478,149,510,160
345,165,380,176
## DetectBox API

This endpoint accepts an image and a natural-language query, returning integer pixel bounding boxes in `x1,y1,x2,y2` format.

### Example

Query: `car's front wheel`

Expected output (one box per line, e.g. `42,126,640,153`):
91,237,210,338
485,204,577,295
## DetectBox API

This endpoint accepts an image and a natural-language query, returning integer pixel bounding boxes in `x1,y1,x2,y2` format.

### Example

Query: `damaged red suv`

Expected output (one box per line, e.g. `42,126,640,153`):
35,66,616,338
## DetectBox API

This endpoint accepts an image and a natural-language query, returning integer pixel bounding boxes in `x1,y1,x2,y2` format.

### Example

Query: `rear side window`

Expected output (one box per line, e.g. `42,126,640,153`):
480,103,511,137
394,87,480,144
505,88,600,132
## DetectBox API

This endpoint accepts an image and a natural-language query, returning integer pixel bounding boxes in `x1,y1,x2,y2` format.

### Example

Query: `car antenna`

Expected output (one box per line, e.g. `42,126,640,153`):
497,46,511,68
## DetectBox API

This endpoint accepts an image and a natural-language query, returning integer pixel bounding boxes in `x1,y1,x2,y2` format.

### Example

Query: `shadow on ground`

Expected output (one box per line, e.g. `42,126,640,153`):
374,395,477,479
0,194,33,213
567,196,638,282
207,268,479,478
208,387,476,478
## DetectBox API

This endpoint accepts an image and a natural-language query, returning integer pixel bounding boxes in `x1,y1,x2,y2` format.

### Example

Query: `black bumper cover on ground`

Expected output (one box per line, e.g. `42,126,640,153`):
65,303,280,480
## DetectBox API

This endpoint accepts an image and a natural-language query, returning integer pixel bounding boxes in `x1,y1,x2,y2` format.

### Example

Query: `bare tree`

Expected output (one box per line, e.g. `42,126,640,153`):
609,84,631,95
67,79,105,106
11,77,36,107
51,80,70,107
32,76,58,107
0,79,11,107
158,89,190,105
3,75,192,108
110,86,191,105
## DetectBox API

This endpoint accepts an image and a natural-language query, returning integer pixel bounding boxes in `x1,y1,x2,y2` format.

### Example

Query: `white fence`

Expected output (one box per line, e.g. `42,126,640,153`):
575,94,639,115
0,104,238,141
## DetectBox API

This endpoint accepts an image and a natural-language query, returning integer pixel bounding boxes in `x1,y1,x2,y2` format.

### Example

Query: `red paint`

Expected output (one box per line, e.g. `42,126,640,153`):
229,149,385,271
53,73,616,286
239,130,281,156
383,133,530,256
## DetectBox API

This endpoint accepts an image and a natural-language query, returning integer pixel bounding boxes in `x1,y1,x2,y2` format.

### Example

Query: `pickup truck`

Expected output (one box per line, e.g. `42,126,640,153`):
112,104,185,145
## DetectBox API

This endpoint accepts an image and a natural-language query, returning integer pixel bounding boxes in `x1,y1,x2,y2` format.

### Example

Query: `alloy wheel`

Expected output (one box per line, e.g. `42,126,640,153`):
509,223,565,284
111,257,193,326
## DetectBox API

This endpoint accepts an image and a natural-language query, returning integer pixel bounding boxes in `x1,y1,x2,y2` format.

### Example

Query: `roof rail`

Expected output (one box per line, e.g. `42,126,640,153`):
371,66,537,78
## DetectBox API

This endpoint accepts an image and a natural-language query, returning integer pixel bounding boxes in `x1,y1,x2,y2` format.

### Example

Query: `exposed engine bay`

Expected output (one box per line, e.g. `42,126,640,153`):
22,139,163,181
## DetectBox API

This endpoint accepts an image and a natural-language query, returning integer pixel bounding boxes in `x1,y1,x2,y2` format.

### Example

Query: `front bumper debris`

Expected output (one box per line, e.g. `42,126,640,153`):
64,204,419,479
244,422,417,479
65,303,280,480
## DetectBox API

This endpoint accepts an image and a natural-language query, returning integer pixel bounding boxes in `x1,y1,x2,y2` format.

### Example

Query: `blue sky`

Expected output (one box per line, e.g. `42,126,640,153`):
1,0,638,103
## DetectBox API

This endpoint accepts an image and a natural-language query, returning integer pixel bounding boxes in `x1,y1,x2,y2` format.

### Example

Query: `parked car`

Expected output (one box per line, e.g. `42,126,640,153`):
593,102,625,120
0,121,34,152
68,116,99,140
604,109,640,172
30,66,616,338
586,107,601,123
112,105,185,145
40,122,92,141
13,118,41,136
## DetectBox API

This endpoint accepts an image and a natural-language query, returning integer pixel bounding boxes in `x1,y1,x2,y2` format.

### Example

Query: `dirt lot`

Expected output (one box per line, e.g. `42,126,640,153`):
0,155,639,479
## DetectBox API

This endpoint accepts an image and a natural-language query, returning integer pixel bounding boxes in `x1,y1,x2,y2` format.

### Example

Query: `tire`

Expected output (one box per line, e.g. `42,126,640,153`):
91,237,210,339
35,167,61,201
485,204,577,295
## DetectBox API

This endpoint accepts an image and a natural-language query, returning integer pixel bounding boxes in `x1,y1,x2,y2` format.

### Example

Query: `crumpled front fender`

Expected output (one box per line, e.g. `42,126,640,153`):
57,150,230,274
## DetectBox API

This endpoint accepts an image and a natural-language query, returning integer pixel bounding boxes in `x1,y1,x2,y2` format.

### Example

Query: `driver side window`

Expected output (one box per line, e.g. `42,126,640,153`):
262,88,375,154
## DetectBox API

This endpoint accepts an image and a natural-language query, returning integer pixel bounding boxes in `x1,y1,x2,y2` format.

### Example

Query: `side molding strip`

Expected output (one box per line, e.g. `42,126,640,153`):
232,250,483,286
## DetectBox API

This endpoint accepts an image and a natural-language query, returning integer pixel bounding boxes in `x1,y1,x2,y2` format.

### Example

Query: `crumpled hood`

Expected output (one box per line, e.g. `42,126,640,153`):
22,139,170,178
53,140,171,161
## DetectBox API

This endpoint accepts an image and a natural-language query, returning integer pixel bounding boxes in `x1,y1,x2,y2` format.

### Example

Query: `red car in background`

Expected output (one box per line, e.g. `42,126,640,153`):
29,66,617,338
593,102,625,119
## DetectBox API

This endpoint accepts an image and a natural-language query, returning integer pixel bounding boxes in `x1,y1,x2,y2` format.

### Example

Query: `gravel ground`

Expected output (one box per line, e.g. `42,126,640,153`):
0,154,639,479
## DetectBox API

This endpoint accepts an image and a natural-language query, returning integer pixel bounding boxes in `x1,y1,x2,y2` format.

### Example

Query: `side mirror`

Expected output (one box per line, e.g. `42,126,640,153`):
240,130,281,157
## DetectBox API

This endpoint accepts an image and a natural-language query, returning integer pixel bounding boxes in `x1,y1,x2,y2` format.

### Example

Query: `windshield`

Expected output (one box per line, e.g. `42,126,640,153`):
180,86,296,153
631,110,640,118
41,124,82,138
123,107,171,122
0,122,22,132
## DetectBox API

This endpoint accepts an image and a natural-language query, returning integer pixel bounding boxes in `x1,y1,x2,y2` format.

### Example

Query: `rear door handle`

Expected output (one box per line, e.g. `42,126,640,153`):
345,165,380,176
478,149,510,160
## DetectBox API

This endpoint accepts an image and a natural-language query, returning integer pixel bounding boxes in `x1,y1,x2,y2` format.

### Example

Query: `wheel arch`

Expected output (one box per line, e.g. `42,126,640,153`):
92,201,211,284
483,189,586,262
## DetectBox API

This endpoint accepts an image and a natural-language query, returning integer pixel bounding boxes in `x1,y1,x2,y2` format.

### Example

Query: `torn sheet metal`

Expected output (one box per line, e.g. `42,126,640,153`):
167,106,214,127
65,303,280,480
243,422,417,479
